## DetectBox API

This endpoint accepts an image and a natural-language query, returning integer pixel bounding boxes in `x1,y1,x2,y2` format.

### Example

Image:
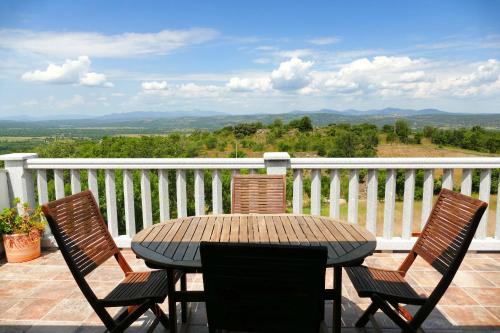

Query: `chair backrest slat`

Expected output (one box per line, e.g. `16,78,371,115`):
232,175,286,214
200,242,327,333
413,189,487,275
42,190,118,276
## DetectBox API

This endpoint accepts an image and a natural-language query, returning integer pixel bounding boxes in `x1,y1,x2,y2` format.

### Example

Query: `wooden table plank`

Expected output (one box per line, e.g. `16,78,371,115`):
132,214,376,269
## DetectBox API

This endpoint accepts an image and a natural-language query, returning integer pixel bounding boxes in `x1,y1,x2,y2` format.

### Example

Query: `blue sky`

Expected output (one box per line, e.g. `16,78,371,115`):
1,0,499,117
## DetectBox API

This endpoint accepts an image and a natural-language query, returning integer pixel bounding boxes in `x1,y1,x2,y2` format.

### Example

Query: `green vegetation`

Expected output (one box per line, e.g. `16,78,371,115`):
423,125,500,153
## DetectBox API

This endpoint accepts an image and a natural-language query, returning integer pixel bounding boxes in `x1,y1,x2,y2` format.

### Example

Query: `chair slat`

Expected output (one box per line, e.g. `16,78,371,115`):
232,175,286,214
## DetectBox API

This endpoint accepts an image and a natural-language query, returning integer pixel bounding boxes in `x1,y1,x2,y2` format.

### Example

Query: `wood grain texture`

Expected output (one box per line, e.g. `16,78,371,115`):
231,175,286,214
132,214,377,269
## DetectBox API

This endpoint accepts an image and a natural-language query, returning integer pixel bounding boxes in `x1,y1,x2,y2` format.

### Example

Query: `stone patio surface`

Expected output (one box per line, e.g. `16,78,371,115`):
0,250,499,332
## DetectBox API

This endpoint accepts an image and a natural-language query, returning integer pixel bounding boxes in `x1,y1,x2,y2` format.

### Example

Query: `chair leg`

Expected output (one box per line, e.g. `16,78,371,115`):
181,273,188,323
374,296,416,333
151,303,170,329
355,301,379,327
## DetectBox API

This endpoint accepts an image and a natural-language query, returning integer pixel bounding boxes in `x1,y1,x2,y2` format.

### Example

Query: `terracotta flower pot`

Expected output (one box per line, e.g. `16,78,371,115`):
2,229,42,263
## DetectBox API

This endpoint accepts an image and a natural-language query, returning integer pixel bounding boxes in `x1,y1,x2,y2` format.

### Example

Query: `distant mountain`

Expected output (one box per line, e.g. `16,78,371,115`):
293,107,447,117
94,110,226,122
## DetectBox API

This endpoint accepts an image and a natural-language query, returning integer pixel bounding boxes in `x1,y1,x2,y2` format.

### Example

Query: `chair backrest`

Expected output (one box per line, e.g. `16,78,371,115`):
200,242,327,333
411,188,487,275
232,175,286,214
42,190,119,277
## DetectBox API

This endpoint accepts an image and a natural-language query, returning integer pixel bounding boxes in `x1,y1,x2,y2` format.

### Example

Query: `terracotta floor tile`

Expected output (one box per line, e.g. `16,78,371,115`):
464,258,500,272
452,271,496,288
481,271,500,287
439,305,500,326
27,281,78,299
423,286,478,305
42,299,94,322
0,298,19,315
463,287,500,306
1,298,59,321
485,307,500,321
408,270,444,287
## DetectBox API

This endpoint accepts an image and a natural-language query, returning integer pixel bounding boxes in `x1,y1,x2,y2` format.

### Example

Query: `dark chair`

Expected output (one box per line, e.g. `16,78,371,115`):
200,242,328,333
346,189,488,332
232,175,286,214
42,190,182,333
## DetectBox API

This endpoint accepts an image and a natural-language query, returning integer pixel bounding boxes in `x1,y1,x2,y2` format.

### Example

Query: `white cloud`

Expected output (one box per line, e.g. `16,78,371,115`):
253,57,271,64
142,81,168,90
275,49,314,58
0,28,218,58
308,36,341,45
400,71,426,82
22,56,113,87
270,57,314,91
227,77,271,92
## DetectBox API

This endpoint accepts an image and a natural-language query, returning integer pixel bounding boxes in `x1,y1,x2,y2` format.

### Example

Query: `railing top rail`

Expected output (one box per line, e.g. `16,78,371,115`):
290,157,500,169
25,158,265,170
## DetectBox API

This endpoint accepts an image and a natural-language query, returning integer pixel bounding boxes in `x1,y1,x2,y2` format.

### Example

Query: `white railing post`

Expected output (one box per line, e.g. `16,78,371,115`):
54,169,65,199
212,170,223,214
366,169,378,233
158,170,170,221
477,169,491,239
88,169,99,206
140,170,153,228
348,169,359,224
264,152,290,175
496,179,500,240
104,170,118,237
461,169,472,195
293,169,303,214
442,168,453,190
329,169,341,219
70,169,81,194
0,170,10,210
1,153,37,209
311,169,321,216
421,169,434,228
194,169,205,215
383,169,396,239
402,169,415,239
176,169,187,217
123,170,136,238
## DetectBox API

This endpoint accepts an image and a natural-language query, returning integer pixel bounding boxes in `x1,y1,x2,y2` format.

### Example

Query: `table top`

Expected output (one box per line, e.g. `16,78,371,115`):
131,214,377,269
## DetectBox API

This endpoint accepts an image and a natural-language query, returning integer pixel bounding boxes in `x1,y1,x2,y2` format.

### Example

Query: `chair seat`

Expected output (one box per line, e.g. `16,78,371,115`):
102,270,176,306
346,266,427,305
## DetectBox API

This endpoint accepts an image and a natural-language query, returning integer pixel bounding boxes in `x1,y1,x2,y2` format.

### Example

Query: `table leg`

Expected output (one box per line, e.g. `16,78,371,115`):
167,268,177,333
333,267,342,333
181,273,188,323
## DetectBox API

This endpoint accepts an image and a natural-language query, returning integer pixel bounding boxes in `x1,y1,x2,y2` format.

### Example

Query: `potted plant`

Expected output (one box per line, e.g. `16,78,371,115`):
0,199,46,263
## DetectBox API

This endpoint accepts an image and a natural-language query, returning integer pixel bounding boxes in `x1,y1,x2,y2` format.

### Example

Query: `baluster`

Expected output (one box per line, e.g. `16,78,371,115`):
70,169,81,195
496,179,500,240
141,170,153,228
442,168,453,190
329,169,340,219
348,169,359,224
383,169,396,239
104,170,118,237
366,169,378,233
476,169,491,239
461,169,472,195
194,169,205,215
54,169,65,199
421,169,434,229
402,169,415,239
212,170,223,214
37,170,48,204
249,169,258,175
176,169,187,217
123,170,136,237
311,169,321,216
158,170,170,221
293,169,303,214
88,169,99,205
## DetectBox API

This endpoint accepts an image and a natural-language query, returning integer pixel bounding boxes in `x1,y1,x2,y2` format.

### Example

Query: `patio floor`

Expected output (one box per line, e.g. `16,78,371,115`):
0,250,499,333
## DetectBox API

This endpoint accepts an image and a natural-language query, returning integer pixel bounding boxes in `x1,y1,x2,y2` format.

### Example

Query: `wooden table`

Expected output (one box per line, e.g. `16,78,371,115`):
132,214,376,333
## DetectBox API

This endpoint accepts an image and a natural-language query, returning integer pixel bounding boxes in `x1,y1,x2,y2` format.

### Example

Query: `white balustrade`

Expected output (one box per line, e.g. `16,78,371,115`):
0,153,498,251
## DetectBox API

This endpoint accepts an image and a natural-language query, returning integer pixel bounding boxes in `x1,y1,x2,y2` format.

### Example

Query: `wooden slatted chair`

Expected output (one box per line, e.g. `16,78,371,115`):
42,190,181,333
346,189,488,332
232,174,286,214
200,242,328,333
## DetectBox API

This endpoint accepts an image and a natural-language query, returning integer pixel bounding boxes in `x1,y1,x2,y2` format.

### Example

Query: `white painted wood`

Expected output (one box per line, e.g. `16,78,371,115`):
70,169,81,195
348,169,359,224
1,153,37,209
140,170,153,228
123,170,136,237
54,169,65,199
264,152,290,175
402,169,415,239
461,169,472,196
366,169,378,234
496,179,500,240
383,169,396,239
158,169,170,221
0,170,9,209
476,169,491,239
104,170,118,237
194,169,205,216
310,169,321,216
212,170,223,214
293,169,303,214
88,169,99,206
329,169,341,219
421,169,434,229
36,170,49,205
442,168,453,190
375,237,500,252
176,169,187,217
249,169,258,174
